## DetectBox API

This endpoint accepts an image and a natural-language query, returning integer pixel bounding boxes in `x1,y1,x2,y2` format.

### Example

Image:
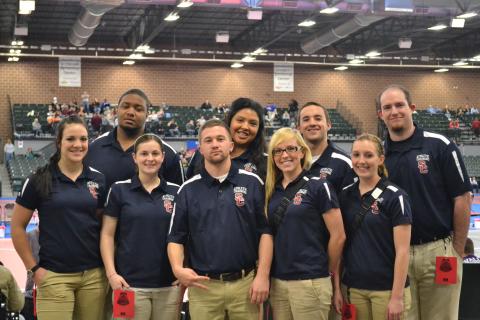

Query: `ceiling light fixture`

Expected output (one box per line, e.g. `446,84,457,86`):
450,18,465,28
434,68,449,73
252,48,267,55
457,12,477,19
177,0,193,8
428,24,447,31
164,12,180,21
9,49,21,55
19,0,35,14
11,40,24,46
366,50,381,57
231,62,244,69
334,66,348,71
320,7,339,14
241,55,256,63
298,20,316,27
123,60,135,65
453,61,468,66
349,59,364,64
8,57,19,62
136,45,150,52
128,53,143,59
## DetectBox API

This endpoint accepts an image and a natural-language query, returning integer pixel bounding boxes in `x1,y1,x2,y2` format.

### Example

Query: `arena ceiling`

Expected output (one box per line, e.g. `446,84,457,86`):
1,0,480,69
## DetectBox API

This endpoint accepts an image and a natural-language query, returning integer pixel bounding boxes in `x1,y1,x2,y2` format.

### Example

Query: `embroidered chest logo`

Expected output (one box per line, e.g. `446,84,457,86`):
87,181,99,199
162,194,175,214
370,197,383,215
243,162,257,173
293,189,307,205
416,154,430,174
319,167,333,180
233,186,247,207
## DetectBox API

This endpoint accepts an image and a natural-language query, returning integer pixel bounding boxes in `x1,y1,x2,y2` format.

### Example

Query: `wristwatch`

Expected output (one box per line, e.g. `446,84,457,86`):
27,264,40,277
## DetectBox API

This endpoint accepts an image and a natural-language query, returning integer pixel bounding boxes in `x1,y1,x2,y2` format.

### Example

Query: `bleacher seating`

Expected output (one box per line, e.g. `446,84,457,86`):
412,110,449,136
12,103,50,137
327,109,356,140
464,156,480,178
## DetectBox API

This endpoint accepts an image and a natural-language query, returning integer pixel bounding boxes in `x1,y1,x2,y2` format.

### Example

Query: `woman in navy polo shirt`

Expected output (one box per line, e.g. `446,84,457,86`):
265,128,346,320
186,97,267,180
11,116,108,320
339,134,412,320
100,134,181,320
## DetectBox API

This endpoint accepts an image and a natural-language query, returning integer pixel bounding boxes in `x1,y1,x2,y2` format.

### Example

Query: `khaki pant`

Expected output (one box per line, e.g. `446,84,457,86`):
115,286,181,320
188,271,258,320
347,287,411,320
408,238,463,320
270,277,332,320
36,267,108,320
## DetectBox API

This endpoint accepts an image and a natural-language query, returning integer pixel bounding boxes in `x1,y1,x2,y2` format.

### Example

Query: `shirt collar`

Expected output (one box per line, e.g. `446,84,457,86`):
201,162,240,186
101,127,134,153
275,170,307,191
52,164,93,183
384,124,423,154
312,140,336,167
129,174,168,193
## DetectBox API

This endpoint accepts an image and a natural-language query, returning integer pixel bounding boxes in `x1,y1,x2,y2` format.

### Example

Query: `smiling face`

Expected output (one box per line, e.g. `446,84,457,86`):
272,138,305,177
351,139,384,181
59,123,89,164
229,108,260,148
133,140,164,176
378,88,415,136
298,105,331,145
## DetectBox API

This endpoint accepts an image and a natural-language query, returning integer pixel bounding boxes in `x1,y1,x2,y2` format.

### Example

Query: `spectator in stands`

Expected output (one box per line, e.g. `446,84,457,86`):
470,105,479,115
464,238,480,263
157,107,165,121
377,84,472,320
288,99,299,120
470,176,478,193
200,99,212,110
266,103,277,124
196,115,206,129
0,262,25,315
25,148,35,160
444,105,452,120
81,91,90,113
11,116,107,320
449,118,461,141
91,112,102,133
185,119,196,136
471,117,480,137
457,106,465,117
100,98,110,114
168,118,180,137
4,139,15,163
187,97,267,180
281,109,290,127
426,105,440,114
32,118,42,136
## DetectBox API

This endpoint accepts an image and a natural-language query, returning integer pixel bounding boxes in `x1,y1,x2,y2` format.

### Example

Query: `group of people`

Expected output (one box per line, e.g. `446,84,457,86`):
8,85,472,320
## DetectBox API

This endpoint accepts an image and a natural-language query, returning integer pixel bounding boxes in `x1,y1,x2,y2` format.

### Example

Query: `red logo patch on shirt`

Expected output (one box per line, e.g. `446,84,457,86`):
370,201,380,214
416,154,430,174
293,192,303,205
162,194,175,214
234,192,245,207
87,181,99,200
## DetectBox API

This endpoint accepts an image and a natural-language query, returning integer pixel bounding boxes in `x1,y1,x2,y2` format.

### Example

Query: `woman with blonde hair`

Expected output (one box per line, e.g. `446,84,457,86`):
265,127,346,320
338,133,412,320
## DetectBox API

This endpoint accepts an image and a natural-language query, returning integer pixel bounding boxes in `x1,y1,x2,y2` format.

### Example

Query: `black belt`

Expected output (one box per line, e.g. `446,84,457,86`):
198,266,255,282
413,233,451,245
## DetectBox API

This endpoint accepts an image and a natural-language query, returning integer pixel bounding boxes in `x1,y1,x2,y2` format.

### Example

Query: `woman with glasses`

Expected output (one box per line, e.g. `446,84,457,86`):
100,134,181,320
338,134,412,320
265,127,346,320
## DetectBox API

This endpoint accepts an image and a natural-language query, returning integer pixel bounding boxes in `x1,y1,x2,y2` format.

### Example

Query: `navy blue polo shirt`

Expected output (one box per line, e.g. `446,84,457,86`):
16,166,106,273
85,128,184,189
268,172,338,280
384,126,472,244
185,149,267,181
168,164,270,274
104,175,178,288
339,178,412,291
305,141,356,195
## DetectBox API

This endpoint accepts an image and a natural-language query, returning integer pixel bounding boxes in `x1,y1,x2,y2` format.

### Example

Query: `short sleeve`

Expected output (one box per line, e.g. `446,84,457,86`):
386,190,412,227
253,181,271,236
96,174,107,209
104,184,122,218
313,179,339,214
441,143,472,198
15,176,40,211
167,187,189,244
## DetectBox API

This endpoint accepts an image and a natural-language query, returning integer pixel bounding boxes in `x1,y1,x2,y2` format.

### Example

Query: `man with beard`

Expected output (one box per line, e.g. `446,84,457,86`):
297,102,356,194
85,89,184,189
168,119,273,320
377,84,472,320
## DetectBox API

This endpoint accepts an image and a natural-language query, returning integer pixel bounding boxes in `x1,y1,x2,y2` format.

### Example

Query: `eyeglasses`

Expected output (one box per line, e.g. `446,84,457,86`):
272,146,302,156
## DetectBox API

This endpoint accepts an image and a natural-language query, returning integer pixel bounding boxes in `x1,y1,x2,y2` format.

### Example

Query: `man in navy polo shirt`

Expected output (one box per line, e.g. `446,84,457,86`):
85,89,184,189
297,102,356,195
377,84,472,320
168,119,273,320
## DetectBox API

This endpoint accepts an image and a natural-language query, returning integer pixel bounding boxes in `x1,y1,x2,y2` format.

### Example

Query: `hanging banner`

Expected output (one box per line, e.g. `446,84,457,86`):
59,57,81,87
274,62,294,92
